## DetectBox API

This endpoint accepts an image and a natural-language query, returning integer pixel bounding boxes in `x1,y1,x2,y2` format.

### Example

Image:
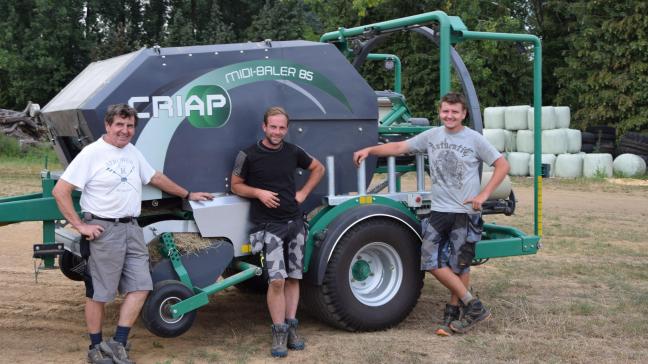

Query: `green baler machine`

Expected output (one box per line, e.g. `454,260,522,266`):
0,11,542,337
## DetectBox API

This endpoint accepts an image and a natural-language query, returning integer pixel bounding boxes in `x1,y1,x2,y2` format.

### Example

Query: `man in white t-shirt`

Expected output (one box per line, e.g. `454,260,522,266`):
353,92,510,336
52,104,213,364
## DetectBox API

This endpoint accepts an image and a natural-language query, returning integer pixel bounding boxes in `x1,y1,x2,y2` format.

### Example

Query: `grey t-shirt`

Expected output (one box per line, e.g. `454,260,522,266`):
406,126,501,213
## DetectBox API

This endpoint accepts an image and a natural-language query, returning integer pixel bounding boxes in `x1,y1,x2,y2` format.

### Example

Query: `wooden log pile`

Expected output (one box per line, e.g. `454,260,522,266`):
0,102,47,148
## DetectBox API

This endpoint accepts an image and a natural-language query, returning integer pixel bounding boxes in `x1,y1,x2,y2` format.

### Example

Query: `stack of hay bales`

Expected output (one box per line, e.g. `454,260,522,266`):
482,105,614,178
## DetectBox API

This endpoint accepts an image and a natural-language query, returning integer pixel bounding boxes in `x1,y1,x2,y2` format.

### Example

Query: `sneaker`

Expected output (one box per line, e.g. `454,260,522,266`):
434,303,461,337
99,339,134,364
271,323,289,358
449,298,491,334
87,345,113,364
285,318,305,350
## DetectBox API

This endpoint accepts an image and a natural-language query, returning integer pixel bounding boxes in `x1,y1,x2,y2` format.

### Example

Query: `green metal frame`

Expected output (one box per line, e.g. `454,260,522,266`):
304,195,417,272
318,11,542,266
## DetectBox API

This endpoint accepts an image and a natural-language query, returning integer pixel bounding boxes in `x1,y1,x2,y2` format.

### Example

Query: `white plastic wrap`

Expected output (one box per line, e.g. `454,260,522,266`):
542,129,568,155
583,153,613,178
555,153,584,178
565,128,582,153
504,105,529,130
529,154,557,177
613,154,647,177
507,152,530,176
480,171,512,200
516,130,534,154
505,130,516,152
483,129,507,152
528,106,557,130
484,107,505,129
555,106,571,129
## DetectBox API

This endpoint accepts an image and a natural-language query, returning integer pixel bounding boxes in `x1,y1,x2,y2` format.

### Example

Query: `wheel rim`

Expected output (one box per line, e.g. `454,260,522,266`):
348,242,403,306
159,296,183,324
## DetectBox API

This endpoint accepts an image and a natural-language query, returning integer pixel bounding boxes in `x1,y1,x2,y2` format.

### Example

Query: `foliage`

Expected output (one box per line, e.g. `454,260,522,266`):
538,1,648,134
0,0,646,136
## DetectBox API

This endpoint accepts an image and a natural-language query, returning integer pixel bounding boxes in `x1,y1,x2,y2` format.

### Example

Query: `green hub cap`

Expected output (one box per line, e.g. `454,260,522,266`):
351,259,372,281
348,242,403,307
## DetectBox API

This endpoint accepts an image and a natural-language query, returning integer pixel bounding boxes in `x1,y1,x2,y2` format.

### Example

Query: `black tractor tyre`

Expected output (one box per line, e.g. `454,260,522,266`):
581,131,595,144
59,250,85,281
302,218,423,331
140,280,197,338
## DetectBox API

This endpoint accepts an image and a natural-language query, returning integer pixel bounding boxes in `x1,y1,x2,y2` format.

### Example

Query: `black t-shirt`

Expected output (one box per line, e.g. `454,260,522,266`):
233,141,313,223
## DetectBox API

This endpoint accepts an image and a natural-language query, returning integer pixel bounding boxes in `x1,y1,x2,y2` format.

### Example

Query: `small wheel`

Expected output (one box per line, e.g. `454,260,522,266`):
59,250,85,281
140,280,197,338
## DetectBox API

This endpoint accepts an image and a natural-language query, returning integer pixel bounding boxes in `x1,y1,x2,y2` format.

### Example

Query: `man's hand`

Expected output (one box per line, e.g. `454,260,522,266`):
353,148,370,167
76,222,104,241
464,192,488,211
188,192,214,201
257,189,280,208
295,190,307,204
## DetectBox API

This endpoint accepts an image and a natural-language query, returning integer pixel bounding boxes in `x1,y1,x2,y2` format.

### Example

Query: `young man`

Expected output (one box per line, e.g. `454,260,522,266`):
231,106,325,357
353,92,509,335
52,104,213,364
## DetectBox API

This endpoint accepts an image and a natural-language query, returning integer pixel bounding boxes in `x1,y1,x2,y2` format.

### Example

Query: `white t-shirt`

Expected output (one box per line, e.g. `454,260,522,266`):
406,126,501,213
60,137,156,218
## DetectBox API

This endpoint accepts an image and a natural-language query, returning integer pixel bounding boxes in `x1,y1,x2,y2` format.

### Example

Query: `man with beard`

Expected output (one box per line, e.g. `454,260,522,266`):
353,92,509,335
231,106,325,357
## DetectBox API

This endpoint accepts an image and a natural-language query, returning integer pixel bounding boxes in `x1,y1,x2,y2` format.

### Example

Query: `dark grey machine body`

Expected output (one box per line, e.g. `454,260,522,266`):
41,40,378,213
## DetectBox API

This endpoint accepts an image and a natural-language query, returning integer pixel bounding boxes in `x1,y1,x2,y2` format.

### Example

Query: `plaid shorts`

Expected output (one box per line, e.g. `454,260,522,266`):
420,211,483,274
249,218,306,282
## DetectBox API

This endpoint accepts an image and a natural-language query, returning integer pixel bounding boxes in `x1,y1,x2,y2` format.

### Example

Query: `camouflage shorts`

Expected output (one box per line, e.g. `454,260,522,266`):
249,218,306,282
420,211,483,274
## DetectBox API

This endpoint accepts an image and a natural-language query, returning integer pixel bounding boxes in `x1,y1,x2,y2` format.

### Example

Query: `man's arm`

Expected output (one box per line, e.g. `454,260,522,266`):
464,156,510,210
353,141,410,167
295,158,325,204
52,179,104,240
148,172,214,201
231,174,280,208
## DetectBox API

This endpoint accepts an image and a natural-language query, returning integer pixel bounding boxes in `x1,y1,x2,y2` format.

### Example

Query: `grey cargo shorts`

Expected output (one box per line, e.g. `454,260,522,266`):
420,211,483,274
82,216,153,302
249,218,306,282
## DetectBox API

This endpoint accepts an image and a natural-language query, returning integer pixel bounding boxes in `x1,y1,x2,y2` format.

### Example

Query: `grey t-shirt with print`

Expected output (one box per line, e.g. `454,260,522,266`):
406,126,501,213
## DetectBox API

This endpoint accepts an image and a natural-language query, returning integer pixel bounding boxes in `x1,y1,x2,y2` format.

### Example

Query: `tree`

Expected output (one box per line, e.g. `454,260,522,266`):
544,1,648,133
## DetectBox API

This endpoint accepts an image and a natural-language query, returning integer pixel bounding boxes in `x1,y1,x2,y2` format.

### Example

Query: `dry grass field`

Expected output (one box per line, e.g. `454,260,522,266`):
1,160,647,363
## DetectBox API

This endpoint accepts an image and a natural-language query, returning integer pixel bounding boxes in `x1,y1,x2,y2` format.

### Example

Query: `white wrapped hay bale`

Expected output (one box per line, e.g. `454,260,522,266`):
613,154,647,177
507,152,530,176
542,129,568,155
516,130,534,153
583,153,613,177
481,171,513,200
483,129,507,152
504,130,517,152
529,154,557,177
504,105,529,130
555,153,584,178
555,106,571,129
484,107,505,129
528,106,557,130
565,128,582,153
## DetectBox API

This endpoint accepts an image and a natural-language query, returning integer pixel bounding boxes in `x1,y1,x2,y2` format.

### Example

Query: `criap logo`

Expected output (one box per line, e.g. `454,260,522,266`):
128,84,231,128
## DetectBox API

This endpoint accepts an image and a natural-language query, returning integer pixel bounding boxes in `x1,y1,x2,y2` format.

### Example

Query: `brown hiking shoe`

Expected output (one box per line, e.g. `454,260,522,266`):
271,323,289,357
285,318,305,350
87,344,113,364
434,303,461,336
449,298,491,334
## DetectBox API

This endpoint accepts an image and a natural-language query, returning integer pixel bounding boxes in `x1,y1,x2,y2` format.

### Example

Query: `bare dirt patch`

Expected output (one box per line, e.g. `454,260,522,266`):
1,176,647,363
